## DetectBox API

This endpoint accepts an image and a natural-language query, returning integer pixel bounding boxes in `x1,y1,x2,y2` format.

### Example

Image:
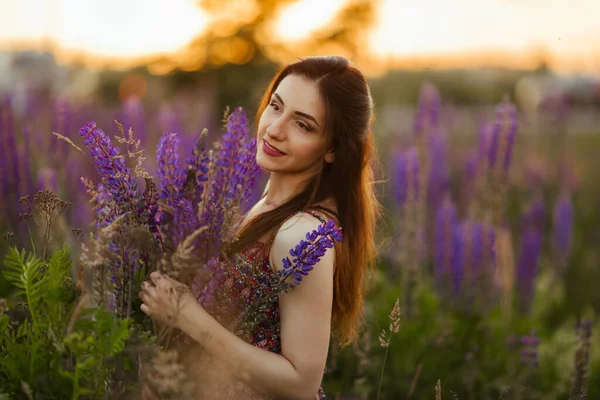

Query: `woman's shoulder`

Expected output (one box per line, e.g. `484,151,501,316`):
279,200,339,236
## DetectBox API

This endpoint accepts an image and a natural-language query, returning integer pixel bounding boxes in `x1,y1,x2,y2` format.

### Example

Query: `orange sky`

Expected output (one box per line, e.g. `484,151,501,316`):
0,0,598,75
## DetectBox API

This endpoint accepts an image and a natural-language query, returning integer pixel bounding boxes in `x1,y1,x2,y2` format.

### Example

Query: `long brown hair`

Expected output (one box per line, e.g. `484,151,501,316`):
229,56,381,346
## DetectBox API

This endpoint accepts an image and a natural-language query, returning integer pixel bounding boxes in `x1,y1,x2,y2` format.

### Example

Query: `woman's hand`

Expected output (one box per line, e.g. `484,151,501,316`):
139,271,194,329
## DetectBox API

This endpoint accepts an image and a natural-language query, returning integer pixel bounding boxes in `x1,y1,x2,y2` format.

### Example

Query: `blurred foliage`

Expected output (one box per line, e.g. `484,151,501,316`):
145,0,380,72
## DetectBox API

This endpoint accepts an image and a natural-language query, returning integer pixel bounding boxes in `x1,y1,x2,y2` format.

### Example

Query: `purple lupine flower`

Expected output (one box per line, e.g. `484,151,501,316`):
141,177,160,238
198,201,225,260
427,130,450,209
220,107,260,206
37,168,58,193
281,219,343,285
230,136,261,205
51,96,72,162
552,192,573,271
516,225,543,313
78,121,141,220
524,197,545,232
520,329,539,367
393,147,420,207
193,257,227,314
170,198,202,246
1,96,19,205
184,130,210,211
413,82,441,137
93,182,117,228
19,125,34,198
475,123,494,170
462,150,479,201
486,102,518,172
198,108,258,258
122,97,145,145
434,197,461,294
156,132,187,202
458,222,496,290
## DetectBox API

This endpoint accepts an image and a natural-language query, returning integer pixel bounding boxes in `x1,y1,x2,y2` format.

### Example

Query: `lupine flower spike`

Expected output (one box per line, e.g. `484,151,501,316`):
280,219,343,285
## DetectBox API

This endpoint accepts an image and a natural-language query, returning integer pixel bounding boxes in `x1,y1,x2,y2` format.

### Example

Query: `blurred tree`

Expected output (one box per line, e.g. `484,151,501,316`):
148,0,380,72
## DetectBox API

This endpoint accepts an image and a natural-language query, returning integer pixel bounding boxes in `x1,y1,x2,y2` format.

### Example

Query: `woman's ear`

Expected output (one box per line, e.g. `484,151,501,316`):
324,148,335,164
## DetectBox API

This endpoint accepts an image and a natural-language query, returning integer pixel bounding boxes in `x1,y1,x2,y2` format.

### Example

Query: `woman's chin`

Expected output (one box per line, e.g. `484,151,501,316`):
256,157,275,172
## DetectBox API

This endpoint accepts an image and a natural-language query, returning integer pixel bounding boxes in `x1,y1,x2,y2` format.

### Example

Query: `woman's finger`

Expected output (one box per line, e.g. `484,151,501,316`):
163,274,180,285
149,271,162,286
141,281,157,297
139,291,153,305
140,303,152,316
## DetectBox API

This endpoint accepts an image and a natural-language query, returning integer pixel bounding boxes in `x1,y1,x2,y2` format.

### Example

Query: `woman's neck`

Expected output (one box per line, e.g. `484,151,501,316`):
263,172,310,208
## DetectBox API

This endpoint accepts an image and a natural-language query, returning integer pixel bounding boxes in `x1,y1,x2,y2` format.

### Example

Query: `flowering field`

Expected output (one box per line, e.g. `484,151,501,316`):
1,77,599,399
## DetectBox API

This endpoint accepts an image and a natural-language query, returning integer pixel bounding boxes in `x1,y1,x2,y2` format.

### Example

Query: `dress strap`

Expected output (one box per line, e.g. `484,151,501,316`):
310,205,340,223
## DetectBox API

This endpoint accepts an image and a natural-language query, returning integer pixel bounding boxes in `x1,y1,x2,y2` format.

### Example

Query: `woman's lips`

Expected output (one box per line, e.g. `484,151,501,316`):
262,140,286,157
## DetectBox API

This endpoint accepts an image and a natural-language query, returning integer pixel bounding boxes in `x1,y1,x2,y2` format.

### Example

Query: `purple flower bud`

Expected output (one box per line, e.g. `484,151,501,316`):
519,329,539,367
487,102,518,173
552,192,573,271
524,197,545,232
464,151,478,182
156,132,186,202
1,95,18,198
476,123,494,163
434,197,461,293
413,83,440,137
516,226,543,313
428,131,450,209
171,198,202,246
393,147,420,207
457,222,496,290
19,125,34,198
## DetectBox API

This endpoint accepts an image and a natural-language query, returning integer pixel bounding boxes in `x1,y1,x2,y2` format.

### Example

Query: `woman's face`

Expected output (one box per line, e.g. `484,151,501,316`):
256,74,334,177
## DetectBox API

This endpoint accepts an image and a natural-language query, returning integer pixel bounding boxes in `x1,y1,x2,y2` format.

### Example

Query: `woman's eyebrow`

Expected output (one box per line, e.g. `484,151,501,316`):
274,92,320,127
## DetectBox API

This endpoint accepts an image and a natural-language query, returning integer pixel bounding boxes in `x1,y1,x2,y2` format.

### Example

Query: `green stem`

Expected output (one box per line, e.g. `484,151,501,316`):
71,365,81,400
27,224,36,258
376,341,391,400
42,215,52,260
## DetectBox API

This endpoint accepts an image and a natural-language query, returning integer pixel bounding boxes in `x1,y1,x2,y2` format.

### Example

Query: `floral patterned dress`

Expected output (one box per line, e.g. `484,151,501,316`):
214,209,333,399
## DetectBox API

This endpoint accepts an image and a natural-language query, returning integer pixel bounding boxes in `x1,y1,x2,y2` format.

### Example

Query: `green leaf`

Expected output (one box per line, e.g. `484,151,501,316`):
2,248,46,328
46,246,73,294
44,247,76,329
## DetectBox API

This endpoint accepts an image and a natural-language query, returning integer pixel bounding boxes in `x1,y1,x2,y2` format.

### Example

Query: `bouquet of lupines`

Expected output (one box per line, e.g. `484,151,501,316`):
68,106,342,392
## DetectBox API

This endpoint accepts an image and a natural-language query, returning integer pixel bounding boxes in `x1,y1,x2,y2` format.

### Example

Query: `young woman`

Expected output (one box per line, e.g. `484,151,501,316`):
139,55,380,399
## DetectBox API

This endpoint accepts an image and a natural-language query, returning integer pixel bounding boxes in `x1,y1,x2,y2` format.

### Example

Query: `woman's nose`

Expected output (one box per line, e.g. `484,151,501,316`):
266,118,286,139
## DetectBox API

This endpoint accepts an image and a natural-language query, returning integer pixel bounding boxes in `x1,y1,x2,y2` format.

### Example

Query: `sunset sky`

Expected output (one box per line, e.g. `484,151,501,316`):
0,0,599,74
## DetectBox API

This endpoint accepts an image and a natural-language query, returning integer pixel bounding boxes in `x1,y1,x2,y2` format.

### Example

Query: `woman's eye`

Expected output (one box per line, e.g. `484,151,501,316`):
269,101,280,111
297,121,310,131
